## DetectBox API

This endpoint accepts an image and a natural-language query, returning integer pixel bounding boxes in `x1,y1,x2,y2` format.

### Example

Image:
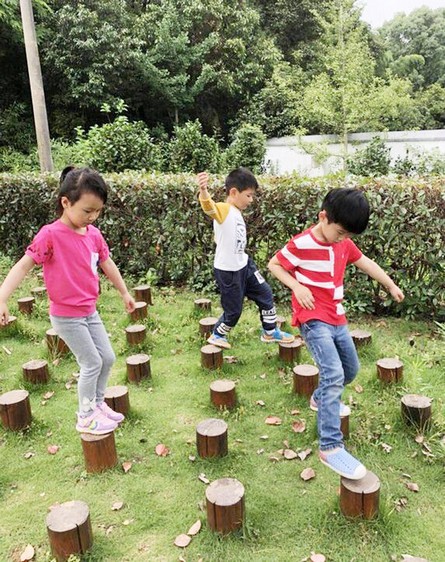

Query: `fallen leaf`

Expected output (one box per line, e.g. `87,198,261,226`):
310,554,326,562
188,455,196,462
24,451,35,459
2,346,12,355
401,556,429,562
52,358,60,366
257,448,265,454
174,534,191,548
380,442,392,453
155,443,170,457
223,355,238,363
354,384,364,393
265,416,282,425
256,400,266,407
198,473,209,484
300,467,316,481
260,435,269,440
290,409,301,415
111,501,124,511
283,449,298,460
43,391,55,400
298,448,313,461
122,519,134,526
122,461,132,473
187,519,202,536
291,419,306,433
47,445,59,455
269,455,281,462
395,497,408,512
415,434,424,444
65,381,72,390
405,482,420,493
259,373,267,379
20,544,35,561
283,439,290,448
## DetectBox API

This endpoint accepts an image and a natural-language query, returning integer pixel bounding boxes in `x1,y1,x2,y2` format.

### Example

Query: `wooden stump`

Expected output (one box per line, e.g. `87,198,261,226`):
210,380,236,410
81,431,118,473
125,324,146,345
201,344,223,370
199,316,218,337
194,298,212,311
350,329,372,348
46,328,69,357
276,315,286,329
376,357,403,383
31,286,47,298
196,418,228,458
341,414,350,439
129,301,148,322
206,478,245,534
279,338,303,364
292,364,319,397
46,500,93,561
0,314,17,329
340,470,380,519
0,389,32,430
22,359,49,384
401,394,432,431
18,296,35,315
105,385,130,416
133,284,152,305
126,353,151,383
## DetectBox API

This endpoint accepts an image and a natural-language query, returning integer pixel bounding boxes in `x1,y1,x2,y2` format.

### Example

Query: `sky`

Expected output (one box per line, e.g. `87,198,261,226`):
360,0,445,28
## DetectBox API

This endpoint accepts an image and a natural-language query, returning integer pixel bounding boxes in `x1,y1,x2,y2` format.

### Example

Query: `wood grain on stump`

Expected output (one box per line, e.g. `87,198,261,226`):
201,344,223,370
292,364,319,397
350,329,372,347
22,359,49,384
104,385,130,416
133,284,152,305
194,298,212,311
210,380,236,409
340,470,380,519
126,353,151,383
129,301,148,322
279,338,303,364
199,316,218,337
46,328,69,357
125,324,146,345
196,418,228,458
46,499,93,561
401,394,432,431
206,478,245,534
31,286,47,298
340,414,350,439
18,296,35,315
376,357,404,383
0,389,32,430
81,431,118,473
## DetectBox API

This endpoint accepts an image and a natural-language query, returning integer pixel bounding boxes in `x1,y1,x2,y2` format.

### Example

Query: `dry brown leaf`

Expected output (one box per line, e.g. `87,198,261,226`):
395,497,408,512
122,461,132,473
65,381,72,390
354,384,364,393
198,473,209,484
415,434,424,444
260,435,269,440
290,409,301,415
122,519,134,526
111,501,124,511
223,355,238,363
300,467,316,481
291,419,306,433
174,534,191,548
283,449,298,460
20,544,35,561
298,448,312,461
259,373,267,379
155,443,170,457
187,519,202,536
2,346,12,355
188,455,196,462
265,416,282,425
43,391,54,400
310,554,326,562
269,455,281,462
256,400,266,406
47,445,59,455
257,448,265,454
405,482,420,493
24,451,35,459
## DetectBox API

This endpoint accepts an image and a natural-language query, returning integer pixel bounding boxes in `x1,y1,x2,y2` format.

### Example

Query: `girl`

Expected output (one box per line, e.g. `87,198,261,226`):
0,166,136,434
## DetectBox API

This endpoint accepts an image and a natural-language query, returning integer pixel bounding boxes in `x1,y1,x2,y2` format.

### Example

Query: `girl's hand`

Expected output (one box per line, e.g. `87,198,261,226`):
122,292,136,313
293,285,315,310
389,284,405,303
0,303,9,326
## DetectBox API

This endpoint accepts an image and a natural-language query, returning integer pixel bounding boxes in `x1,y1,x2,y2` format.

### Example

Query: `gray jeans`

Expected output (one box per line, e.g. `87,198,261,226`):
50,312,116,415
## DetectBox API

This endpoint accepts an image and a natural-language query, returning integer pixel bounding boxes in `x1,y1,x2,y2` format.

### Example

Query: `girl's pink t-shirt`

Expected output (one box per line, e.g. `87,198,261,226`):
25,219,110,317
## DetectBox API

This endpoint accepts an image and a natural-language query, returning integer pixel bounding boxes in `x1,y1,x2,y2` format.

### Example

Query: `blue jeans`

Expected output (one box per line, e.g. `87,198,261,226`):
300,320,359,451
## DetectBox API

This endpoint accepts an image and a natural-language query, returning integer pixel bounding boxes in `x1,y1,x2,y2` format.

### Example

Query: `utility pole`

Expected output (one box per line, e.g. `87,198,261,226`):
20,0,53,172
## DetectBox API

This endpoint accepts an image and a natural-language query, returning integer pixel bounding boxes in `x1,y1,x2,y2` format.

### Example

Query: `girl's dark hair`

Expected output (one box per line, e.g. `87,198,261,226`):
57,166,108,216
225,166,259,194
321,188,370,234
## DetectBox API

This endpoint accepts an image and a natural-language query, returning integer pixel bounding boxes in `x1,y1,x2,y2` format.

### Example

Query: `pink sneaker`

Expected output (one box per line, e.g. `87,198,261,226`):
97,401,125,424
76,409,118,434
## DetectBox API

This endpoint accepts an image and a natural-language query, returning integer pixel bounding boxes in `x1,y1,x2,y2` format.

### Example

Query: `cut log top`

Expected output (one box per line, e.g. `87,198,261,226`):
279,338,303,349
199,317,218,326
292,364,318,376
376,358,403,369
126,353,150,364
0,389,29,405
134,284,150,291
18,296,35,303
80,432,113,443
201,344,222,354
125,324,145,333
341,470,380,494
206,478,245,506
22,359,48,370
31,286,47,295
105,385,128,398
210,380,235,393
350,329,372,338
401,394,432,409
46,500,90,532
196,418,228,437
194,298,211,307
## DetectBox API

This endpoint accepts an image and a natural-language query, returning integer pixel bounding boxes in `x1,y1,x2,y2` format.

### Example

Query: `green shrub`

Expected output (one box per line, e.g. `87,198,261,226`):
0,103,35,153
224,123,266,174
167,120,221,173
347,136,392,176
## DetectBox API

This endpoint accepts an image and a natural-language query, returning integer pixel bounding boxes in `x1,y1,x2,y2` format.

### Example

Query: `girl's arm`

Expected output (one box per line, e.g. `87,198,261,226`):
353,255,405,302
99,257,136,313
0,255,36,325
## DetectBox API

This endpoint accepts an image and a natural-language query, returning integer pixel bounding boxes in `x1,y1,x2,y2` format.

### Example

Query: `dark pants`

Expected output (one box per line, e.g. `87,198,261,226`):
213,258,276,336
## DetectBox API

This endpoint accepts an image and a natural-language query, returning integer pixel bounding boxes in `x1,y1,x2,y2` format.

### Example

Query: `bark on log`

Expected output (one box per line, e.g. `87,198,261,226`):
18,296,35,315
125,324,146,345
126,353,151,383
81,432,118,473
201,344,223,370
194,298,212,311
46,328,69,357
278,338,303,364
0,389,32,430
401,394,432,431
133,284,152,305
196,418,228,458
210,380,236,409
376,358,404,383
199,317,218,337
350,329,372,347
292,364,319,397
104,385,130,416
129,301,148,322
22,359,49,384
340,470,380,519
46,500,93,561
206,478,245,534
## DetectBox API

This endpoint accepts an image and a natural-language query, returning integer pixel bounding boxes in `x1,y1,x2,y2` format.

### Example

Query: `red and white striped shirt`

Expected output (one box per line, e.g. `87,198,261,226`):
276,227,362,327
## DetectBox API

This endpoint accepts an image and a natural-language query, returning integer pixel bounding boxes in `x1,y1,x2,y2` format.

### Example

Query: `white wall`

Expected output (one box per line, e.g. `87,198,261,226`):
264,129,445,176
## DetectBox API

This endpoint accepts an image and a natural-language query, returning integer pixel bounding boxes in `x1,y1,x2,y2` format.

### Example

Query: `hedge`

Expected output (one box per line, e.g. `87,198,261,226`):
0,172,444,320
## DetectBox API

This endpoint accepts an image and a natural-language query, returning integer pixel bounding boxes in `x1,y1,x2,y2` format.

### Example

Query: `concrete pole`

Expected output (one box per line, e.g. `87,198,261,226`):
20,0,53,172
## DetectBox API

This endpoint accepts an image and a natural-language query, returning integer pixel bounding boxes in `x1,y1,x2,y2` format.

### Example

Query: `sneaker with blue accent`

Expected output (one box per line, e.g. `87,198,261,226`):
319,447,367,480
310,394,351,417
261,327,294,344
76,408,118,435
207,333,231,349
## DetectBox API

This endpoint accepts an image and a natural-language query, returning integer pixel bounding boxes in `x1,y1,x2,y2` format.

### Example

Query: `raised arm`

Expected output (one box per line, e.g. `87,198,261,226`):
353,255,404,302
268,255,315,310
197,171,228,224
0,255,36,325
100,257,136,313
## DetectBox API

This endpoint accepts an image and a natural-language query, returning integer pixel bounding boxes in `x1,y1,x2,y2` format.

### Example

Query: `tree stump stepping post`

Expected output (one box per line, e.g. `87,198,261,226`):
46,328,69,357
81,431,118,473
0,315,17,329
376,357,404,383
210,380,236,410
279,338,303,364
350,329,372,348
292,364,319,397
196,418,228,458
201,344,223,370
0,389,32,431
22,359,49,384
126,354,151,383
340,470,380,519
31,286,47,298
340,413,350,439
18,296,35,315
194,298,212,312
199,317,218,338
125,324,146,346
46,499,93,561
401,394,432,431
133,284,152,305
206,478,245,534
129,301,148,322
104,385,130,416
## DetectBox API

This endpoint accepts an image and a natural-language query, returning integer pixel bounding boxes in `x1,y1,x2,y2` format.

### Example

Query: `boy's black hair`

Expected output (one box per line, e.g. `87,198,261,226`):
225,167,258,195
321,188,370,234
57,166,108,216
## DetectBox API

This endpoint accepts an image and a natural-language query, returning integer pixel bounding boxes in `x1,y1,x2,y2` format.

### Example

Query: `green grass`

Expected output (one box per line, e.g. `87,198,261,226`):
0,274,444,562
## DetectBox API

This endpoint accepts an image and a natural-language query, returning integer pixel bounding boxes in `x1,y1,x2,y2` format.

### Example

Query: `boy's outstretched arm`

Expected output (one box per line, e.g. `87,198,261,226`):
100,257,136,313
197,171,210,199
353,255,405,302
268,255,315,310
0,255,35,325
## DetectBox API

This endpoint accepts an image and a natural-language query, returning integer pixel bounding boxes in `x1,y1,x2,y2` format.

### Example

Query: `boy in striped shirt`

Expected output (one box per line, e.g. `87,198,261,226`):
268,188,404,479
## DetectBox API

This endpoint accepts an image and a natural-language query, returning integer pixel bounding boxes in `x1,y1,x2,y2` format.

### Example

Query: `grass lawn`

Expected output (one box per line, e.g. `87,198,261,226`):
0,272,444,562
